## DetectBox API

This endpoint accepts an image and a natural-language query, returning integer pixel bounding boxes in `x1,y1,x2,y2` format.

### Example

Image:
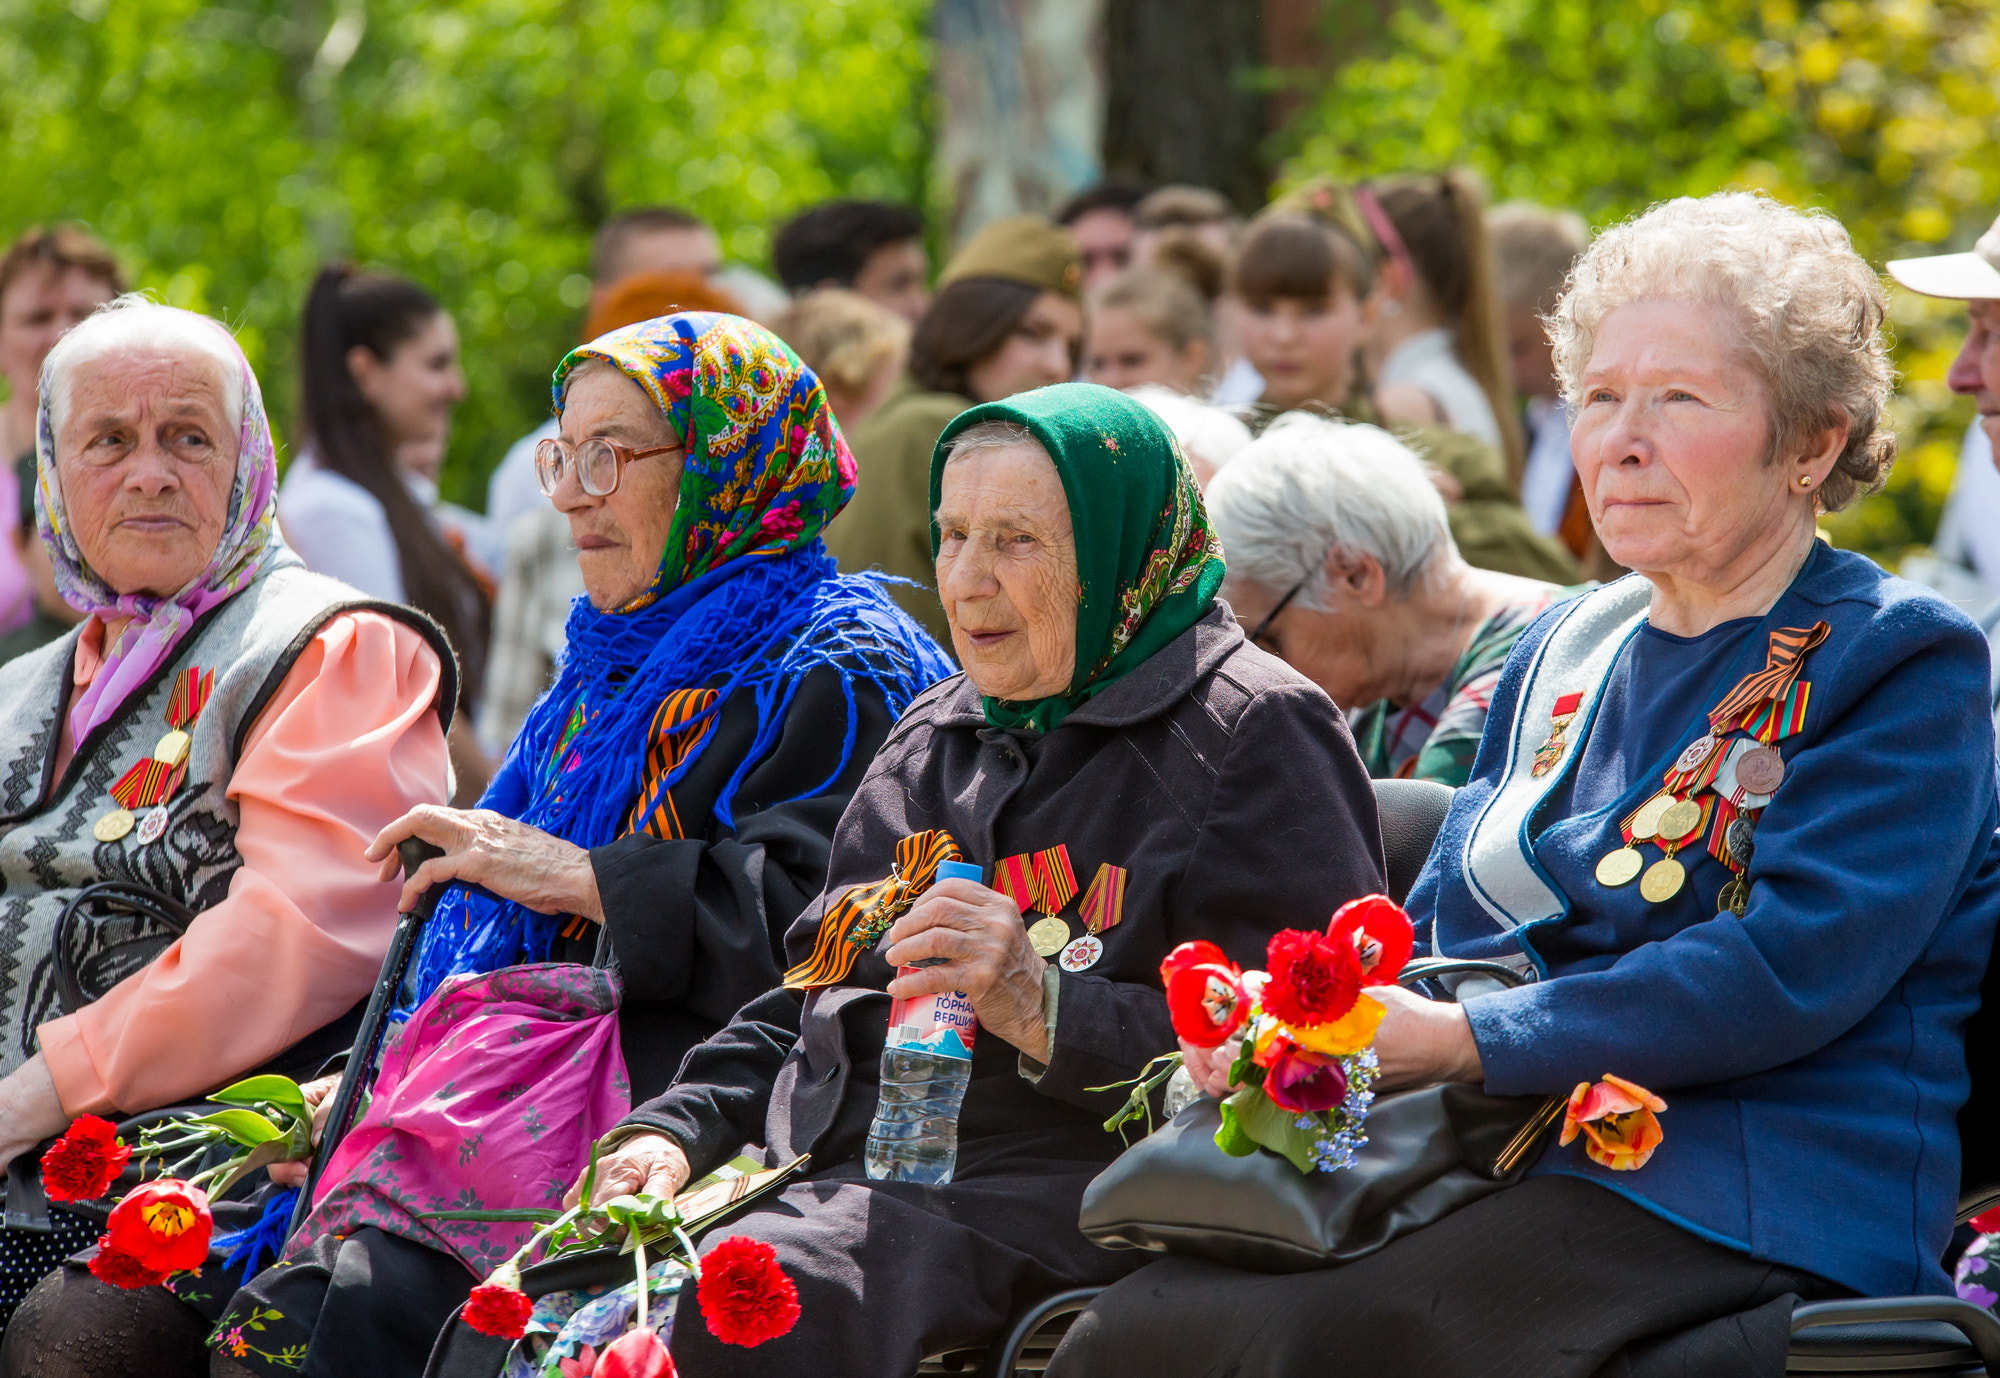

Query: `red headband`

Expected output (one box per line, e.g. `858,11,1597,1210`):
1354,186,1414,277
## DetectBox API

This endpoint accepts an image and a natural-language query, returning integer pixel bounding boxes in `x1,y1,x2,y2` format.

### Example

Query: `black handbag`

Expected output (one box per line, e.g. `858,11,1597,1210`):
52,880,196,1015
1077,959,1564,1273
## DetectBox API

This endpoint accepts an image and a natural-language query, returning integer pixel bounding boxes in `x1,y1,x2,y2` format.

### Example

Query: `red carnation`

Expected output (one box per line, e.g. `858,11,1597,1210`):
102,1179,211,1275
1159,940,1230,987
697,1236,800,1348
42,1114,130,1203
1326,895,1414,986
461,1281,535,1339
1263,928,1362,1029
87,1241,168,1290
597,1325,677,1377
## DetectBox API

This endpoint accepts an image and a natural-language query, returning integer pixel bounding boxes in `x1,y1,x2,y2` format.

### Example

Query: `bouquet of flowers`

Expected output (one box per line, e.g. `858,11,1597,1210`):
39,1074,317,1287
1105,895,1414,1175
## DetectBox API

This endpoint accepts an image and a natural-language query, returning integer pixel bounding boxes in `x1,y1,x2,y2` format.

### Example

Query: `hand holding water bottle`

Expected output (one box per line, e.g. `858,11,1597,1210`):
883,875,1050,1062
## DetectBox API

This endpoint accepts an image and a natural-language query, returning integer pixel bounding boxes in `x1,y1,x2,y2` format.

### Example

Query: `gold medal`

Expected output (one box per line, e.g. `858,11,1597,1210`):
1595,847,1643,887
93,808,135,843
152,728,192,768
1027,916,1071,957
1716,877,1747,915
1640,856,1686,903
1630,794,1674,841
1656,797,1701,843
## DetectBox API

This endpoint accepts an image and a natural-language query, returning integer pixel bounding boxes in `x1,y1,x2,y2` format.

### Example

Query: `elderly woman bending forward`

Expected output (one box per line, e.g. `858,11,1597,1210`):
586,382,1387,1375
1053,194,2000,1378
1215,414,1572,787
0,300,450,1326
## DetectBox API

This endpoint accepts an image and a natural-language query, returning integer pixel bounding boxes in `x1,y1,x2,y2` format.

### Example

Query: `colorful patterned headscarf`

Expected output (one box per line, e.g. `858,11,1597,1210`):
549,311,857,604
402,311,949,1011
37,305,282,746
930,382,1225,733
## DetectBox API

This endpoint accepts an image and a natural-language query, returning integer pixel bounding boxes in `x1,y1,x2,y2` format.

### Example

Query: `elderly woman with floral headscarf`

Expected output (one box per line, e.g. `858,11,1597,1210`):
0,297,453,1330
2,311,953,1378
575,382,1386,1375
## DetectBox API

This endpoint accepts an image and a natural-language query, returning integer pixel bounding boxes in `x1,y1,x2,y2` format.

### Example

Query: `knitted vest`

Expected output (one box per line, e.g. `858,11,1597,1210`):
0,561,453,1077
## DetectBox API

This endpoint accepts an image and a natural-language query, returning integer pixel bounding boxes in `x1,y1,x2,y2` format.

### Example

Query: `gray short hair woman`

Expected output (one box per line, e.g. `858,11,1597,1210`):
1215,414,1568,785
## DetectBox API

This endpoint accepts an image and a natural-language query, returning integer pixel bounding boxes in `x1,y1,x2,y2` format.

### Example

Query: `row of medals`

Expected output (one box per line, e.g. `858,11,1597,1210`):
90,727,192,846
1593,739,1776,912
1026,911,1103,972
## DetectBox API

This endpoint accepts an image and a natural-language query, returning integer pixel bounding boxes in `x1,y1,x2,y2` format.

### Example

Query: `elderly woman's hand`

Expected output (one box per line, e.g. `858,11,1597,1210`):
568,1132,691,1208
0,1055,75,1167
266,1073,342,1189
1368,985,1484,1091
883,879,1050,1062
366,805,603,920
1181,1037,1237,1100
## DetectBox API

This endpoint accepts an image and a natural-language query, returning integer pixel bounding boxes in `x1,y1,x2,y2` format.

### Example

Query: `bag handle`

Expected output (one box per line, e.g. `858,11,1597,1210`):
1397,957,1531,993
52,881,197,1015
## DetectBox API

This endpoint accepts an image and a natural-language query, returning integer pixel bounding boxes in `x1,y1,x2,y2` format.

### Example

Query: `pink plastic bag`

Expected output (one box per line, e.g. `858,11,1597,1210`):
289,963,631,1276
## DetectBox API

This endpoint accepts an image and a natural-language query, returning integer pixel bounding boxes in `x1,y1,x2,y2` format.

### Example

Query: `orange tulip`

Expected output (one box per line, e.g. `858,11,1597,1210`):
1559,1074,1667,1171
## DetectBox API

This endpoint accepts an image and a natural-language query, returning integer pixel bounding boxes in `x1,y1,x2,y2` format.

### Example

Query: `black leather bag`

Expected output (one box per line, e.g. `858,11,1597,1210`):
1078,959,1563,1273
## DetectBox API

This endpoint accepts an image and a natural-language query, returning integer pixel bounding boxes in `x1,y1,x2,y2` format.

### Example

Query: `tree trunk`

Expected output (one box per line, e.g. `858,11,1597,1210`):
1100,0,1266,212
932,0,1107,244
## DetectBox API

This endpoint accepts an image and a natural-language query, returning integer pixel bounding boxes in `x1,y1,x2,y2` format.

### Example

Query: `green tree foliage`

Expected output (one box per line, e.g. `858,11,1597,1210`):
0,0,929,505
1285,0,2000,563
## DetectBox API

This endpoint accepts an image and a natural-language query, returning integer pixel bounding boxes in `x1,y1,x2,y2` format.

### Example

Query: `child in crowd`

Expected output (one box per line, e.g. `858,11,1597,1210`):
1229,211,1377,424
1083,267,1214,396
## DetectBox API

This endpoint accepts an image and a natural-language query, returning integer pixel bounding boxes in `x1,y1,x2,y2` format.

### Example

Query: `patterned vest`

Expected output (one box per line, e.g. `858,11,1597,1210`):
0,562,453,1076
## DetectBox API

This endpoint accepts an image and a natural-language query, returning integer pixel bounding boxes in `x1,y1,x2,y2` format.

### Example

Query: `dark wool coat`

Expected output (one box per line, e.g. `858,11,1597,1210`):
625,606,1389,1374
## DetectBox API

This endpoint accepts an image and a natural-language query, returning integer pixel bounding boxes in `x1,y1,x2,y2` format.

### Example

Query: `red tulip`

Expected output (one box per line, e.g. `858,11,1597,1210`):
41,1114,130,1203
1165,963,1250,1047
597,1326,676,1377
101,1179,210,1275
697,1236,801,1348
1159,940,1231,986
1262,929,1362,1029
1255,1035,1350,1114
1326,895,1414,985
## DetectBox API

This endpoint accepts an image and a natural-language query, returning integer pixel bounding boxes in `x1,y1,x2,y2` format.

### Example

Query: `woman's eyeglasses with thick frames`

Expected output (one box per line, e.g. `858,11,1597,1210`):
533,436,681,498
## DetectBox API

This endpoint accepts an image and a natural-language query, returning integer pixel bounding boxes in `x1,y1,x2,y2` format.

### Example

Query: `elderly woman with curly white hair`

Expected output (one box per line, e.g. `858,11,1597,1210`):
1052,192,2000,1378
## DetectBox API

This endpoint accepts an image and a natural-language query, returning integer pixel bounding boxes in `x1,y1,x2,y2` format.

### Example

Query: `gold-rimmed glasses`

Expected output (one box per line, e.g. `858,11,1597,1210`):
533,435,681,497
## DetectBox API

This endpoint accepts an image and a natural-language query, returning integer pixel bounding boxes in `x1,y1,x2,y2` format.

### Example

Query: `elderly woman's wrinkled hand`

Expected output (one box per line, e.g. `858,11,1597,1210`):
266,1073,342,1190
884,878,1050,1062
366,805,604,920
568,1132,690,1209
1367,984,1484,1091
1180,1037,1237,1100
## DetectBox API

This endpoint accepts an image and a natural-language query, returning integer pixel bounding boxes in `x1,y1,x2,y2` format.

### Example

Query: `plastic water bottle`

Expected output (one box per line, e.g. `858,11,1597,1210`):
865,859,983,1184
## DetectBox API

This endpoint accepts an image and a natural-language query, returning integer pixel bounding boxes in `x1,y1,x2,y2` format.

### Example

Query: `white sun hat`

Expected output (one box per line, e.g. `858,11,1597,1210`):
1887,215,2000,300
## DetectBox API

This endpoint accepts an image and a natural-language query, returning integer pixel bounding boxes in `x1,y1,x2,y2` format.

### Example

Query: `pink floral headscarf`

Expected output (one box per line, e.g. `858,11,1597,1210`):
36,305,282,744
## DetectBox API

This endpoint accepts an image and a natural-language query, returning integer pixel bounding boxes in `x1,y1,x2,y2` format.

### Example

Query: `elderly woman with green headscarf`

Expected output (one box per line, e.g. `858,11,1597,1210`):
586,381,1387,1374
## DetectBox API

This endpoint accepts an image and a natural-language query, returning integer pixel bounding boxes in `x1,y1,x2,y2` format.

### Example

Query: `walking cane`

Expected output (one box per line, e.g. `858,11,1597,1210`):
286,837,446,1238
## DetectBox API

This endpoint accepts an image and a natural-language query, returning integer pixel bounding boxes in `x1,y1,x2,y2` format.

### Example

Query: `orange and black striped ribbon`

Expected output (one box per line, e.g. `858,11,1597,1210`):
1707,622,1828,733
783,830,963,990
110,758,173,809
165,667,214,729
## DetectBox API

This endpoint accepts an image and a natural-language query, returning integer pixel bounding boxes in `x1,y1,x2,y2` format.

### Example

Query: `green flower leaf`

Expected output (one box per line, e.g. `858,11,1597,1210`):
189,1108,285,1147
1221,1087,1317,1175
209,1075,309,1126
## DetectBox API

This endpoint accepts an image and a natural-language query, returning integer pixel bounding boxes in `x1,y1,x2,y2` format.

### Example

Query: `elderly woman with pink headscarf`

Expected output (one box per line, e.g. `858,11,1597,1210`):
0,297,452,1326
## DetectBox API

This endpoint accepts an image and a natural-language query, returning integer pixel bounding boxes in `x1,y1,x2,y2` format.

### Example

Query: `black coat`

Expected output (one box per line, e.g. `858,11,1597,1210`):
562,664,896,1101
628,605,1388,1179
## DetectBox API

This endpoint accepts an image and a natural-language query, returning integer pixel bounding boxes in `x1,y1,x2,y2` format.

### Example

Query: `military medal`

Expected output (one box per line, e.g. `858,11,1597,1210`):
1640,855,1686,903
1735,746,1785,795
1531,691,1585,778
1059,934,1103,972
1630,794,1674,841
135,807,171,846
1724,818,1755,868
1655,797,1701,844
102,668,214,844
1716,876,1750,916
1595,847,1643,887
93,809,134,843
1027,916,1071,957
1078,863,1127,933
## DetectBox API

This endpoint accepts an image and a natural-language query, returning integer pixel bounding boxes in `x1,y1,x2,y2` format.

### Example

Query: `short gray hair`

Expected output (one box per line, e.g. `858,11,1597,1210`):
943,419,1041,463
1549,192,1894,512
44,294,245,439
1205,414,1455,605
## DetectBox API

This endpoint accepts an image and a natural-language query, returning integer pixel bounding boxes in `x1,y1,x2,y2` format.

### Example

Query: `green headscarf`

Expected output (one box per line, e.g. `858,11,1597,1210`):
929,383,1226,732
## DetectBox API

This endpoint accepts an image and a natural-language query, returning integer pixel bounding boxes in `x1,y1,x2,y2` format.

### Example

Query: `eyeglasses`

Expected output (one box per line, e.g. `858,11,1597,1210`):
1244,577,1310,650
534,435,680,497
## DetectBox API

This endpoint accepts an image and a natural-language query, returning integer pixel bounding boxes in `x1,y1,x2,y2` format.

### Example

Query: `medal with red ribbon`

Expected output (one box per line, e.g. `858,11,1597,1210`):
1531,691,1584,778
94,667,213,844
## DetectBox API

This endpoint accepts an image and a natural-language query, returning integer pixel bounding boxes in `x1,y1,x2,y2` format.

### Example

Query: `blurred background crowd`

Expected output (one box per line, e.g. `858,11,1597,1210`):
4,0,1999,789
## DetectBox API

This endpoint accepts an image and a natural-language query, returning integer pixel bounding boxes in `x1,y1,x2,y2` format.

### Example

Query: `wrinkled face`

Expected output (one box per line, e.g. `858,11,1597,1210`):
1084,306,1208,394
55,349,239,597
853,239,930,325
935,442,1079,701
1239,292,1367,412
965,292,1084,404
349,312,465,456
1571,299,1798,576
1070,209,1135,291
1504,302,1559,402
552,364,685,610
0,266,116,403
1225,570,1393,708
1948,299,2000,459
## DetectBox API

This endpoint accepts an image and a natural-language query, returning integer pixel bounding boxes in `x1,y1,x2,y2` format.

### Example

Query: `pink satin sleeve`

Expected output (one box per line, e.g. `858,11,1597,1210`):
37,610,451,1115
